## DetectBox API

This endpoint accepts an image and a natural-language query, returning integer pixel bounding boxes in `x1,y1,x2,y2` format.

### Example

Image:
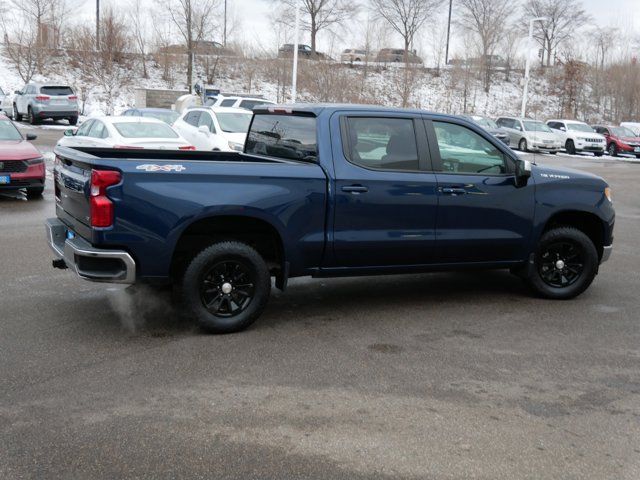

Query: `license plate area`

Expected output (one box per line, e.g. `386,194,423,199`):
0,175,10,184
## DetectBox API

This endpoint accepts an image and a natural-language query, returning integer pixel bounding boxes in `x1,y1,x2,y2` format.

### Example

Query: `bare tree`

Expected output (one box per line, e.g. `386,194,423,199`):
156,0,219,92
455,0,511,92
277,0,358,55
520,0,591,67
499,25,521,81
67,8,134,114
128,0,150,78
1,21,39,83
370,0,443,64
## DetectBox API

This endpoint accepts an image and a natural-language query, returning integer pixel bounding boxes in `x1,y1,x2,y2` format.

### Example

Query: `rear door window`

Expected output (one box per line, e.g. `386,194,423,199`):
220,99,236,107
88,121,108,138
197,111,215,133
344,117,419,171
245,114,317,161
41,86,74,96
239,100,266,110
76,120,93,136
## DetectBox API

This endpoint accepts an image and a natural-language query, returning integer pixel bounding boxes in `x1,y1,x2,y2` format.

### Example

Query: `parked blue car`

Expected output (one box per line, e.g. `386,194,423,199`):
47,104,614,332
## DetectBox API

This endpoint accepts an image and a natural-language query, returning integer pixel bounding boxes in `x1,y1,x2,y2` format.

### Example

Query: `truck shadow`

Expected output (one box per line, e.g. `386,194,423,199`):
259,269,531,330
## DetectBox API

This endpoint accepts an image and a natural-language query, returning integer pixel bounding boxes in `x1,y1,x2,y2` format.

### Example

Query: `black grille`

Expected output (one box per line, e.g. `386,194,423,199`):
0,161,28,173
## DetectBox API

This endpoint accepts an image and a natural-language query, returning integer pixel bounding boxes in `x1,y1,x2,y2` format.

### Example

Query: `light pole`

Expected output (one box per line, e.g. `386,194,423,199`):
291,4,300,103
521,17,546,118
445,0,453,66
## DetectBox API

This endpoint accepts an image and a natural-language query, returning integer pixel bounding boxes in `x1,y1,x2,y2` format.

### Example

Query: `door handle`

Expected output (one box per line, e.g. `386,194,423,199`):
341,185,369,194
440,187,467,195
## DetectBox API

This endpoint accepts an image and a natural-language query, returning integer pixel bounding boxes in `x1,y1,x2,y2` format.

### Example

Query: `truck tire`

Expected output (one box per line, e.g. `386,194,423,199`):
182,241,271,333
526,227,598,300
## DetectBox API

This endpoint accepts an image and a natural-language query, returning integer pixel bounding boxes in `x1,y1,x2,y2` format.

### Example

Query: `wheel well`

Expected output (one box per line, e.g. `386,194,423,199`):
170,215,284,282
543,211,605,259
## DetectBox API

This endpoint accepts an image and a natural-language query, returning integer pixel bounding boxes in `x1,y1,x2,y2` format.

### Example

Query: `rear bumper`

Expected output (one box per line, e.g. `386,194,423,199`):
45,217,136,284
33,107,78,118
0,178,44,189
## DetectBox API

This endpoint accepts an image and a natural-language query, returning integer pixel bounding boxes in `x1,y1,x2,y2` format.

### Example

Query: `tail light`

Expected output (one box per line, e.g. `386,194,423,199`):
35,95,50,101
90,169,121,228
68,95,77,100
179,145,196,150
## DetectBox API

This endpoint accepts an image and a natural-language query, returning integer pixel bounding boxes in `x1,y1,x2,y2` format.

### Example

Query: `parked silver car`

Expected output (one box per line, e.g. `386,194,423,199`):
13,83,79,125
495,116,561,153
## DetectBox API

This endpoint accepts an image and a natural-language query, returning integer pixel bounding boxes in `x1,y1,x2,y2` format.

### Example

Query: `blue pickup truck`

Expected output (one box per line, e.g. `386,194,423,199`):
47,104,614,332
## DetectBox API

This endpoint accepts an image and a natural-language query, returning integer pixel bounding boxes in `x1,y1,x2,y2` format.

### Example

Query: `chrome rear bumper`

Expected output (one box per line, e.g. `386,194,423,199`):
45,218,136,284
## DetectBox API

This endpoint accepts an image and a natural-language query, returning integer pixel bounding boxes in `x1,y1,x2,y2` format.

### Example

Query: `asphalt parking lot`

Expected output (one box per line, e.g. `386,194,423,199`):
1,123,639,479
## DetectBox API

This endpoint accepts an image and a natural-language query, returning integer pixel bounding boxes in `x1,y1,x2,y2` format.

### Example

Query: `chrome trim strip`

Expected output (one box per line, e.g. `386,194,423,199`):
601,244,613,263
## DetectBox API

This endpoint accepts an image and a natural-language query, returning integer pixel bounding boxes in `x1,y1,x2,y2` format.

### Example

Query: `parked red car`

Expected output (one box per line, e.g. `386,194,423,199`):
0,114,45,198
593,124,640,158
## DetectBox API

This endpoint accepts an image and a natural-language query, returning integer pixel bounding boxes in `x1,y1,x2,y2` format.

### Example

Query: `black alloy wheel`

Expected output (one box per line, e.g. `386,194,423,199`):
200,260,255,317
538,241,584,288
182,241,271,333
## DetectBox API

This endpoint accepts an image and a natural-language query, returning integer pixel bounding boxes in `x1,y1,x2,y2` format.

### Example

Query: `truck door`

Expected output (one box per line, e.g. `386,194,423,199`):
426,119,535,263
331,113,438,267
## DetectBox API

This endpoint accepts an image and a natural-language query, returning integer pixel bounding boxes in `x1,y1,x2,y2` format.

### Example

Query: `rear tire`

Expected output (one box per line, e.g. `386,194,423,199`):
13,104,21,121
26,186,44,199
69,116,78,126
28,107,38,125
526,227,598,299
182,241,271,333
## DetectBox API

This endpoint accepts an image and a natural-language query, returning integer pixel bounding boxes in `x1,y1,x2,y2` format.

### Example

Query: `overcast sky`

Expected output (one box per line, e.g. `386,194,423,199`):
86,0,640,57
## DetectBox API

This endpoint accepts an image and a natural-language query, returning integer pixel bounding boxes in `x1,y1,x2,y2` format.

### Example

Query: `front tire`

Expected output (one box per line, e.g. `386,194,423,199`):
565,139,576,155
594,152,604,157
518,138,528,152
26,186,44,198
182,241,271,333
526,227,598,299
608,143,618,157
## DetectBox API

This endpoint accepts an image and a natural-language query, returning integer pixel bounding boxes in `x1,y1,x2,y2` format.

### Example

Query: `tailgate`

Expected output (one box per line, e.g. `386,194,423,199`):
53,149,94,238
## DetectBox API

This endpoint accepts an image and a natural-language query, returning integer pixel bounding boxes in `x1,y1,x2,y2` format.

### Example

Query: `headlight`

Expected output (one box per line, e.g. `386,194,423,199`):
27,157,44,165
228,141,243,152
605,187,613,202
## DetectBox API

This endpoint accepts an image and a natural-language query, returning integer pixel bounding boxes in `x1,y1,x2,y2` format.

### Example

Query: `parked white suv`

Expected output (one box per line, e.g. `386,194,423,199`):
209,96,275,111
495,116,562,153
173,106,252,151
620,122,640,136
546,119,605,156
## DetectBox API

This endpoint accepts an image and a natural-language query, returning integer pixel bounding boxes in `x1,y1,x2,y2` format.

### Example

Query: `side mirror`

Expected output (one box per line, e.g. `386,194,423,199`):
559,126,566,132
515,159,532,187
26,133,37,140
63,128,76,137
198,125,210,135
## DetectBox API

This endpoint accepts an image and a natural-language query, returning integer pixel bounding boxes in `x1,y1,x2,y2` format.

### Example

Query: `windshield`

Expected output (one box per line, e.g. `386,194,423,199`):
215,112,252,133
0,119,23,140
473,116,498,129
113,122,179,138
142,110,179,125
523,121,552,133
611,126,636,137
567,123,595,133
